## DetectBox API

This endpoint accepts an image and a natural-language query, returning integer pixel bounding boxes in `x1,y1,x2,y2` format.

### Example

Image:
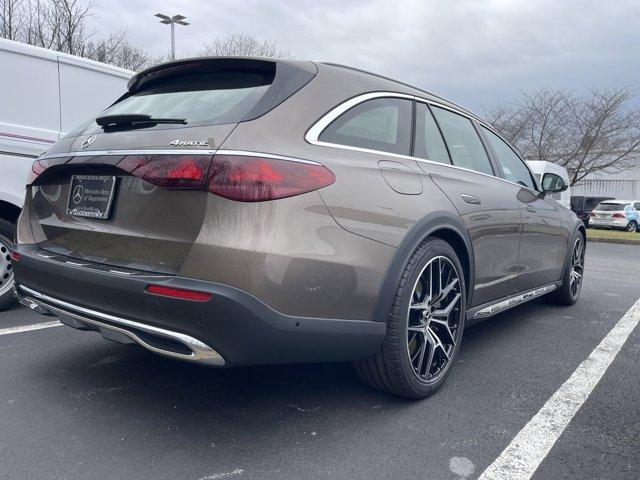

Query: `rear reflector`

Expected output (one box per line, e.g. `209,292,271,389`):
208,155,335,202
9,251,20,262
146,284,212,302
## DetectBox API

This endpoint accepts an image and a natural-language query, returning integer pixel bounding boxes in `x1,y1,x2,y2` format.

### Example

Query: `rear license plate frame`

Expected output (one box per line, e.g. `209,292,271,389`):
67,175,117,219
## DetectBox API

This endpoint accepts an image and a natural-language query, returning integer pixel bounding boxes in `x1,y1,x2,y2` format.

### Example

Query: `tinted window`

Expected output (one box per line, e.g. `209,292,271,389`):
431,107,494,175
595,203,626,211
483,127,535,189
414,103,451,164
587,197,610,209
319,98,412,156
634,202,640,210
101,70,273,126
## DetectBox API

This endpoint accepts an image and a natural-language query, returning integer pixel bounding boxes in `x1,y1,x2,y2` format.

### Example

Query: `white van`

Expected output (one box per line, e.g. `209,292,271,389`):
526,160,571,209
0,38,132,309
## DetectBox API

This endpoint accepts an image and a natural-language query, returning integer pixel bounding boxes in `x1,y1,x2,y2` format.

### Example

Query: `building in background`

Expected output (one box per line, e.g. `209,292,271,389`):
571,170,640,200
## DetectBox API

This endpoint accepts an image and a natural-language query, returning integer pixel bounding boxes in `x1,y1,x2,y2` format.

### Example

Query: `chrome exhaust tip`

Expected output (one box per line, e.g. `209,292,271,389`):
16,285,225,367
16,286,57,316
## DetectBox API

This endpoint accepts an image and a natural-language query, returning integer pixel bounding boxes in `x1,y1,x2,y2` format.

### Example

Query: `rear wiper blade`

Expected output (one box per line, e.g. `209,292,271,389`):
95,113,187,129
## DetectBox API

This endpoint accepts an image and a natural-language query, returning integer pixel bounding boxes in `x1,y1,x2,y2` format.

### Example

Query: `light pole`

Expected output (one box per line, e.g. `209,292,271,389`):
155,13,189,60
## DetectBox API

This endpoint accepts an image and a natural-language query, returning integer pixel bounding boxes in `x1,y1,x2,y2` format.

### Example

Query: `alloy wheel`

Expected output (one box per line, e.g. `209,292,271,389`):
407,256,463,383
569,237,585,297
0,234,14,297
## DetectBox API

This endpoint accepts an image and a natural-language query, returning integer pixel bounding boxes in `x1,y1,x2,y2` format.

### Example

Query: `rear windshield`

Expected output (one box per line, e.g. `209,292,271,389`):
100,69,274,127
595,202,627,211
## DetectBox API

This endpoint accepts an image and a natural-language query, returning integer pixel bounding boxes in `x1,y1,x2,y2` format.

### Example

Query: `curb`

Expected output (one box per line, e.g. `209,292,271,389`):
587,236,640,245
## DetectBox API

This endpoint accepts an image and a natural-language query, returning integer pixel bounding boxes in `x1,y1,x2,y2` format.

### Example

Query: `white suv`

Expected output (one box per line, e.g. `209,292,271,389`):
589,200,640,232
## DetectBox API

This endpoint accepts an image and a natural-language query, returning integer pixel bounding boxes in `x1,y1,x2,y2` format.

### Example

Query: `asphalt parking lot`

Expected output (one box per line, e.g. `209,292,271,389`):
1,242,639,480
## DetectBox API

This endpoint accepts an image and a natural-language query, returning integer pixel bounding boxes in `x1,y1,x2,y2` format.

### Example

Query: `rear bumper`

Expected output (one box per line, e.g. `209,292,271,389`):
588,218,628,229
13,246,386,367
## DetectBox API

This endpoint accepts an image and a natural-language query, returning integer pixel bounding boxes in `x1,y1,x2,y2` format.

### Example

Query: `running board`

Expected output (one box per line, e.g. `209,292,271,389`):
468,284,558,322
15,285,225,366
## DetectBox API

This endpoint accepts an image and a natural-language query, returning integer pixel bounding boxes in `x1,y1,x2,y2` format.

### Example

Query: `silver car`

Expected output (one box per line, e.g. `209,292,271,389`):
589,200,640,232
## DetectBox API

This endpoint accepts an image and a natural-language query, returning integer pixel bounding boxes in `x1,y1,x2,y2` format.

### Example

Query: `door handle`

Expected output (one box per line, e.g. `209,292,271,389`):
524,204,536,213
461,194,481,205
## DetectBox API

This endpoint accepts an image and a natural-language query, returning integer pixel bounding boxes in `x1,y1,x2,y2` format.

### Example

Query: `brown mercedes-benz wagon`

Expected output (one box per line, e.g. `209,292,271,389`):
12,57,584,398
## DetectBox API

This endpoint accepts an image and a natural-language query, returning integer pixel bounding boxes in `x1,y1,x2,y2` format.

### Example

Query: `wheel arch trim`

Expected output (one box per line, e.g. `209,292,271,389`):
560,221,587,285
371,211,474,323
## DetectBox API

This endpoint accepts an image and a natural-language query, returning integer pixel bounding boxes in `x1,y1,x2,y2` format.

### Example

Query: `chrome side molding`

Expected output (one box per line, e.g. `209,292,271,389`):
16,285,225,366
473,284,558,319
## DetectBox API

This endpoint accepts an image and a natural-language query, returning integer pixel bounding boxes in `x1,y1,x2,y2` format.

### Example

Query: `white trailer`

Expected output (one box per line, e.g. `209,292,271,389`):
0,38,132,308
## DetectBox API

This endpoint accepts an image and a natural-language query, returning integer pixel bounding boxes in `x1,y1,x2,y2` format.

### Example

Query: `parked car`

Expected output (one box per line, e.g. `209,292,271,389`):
571,195,614,226
0,38,132,310
589,200,640,232
526,160,571,208
13,58,585,398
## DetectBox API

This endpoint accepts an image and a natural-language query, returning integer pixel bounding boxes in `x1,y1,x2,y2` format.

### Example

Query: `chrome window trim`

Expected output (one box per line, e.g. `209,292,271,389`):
305,91,415,142
39,149,218,159
305,91,543,196
217,150,322,165
38,149,321,166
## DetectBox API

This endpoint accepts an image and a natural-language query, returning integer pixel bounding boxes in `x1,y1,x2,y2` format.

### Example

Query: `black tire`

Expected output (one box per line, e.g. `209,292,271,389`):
547,230,585,306
354,238,466,399
626,221,638,233
0,219,17,311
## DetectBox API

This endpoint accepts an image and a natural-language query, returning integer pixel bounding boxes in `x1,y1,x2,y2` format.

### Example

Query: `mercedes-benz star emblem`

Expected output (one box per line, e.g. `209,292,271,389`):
80,135,96,149
72,185,84,204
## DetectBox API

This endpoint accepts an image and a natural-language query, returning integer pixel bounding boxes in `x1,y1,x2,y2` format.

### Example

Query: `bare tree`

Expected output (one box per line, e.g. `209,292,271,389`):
202,33,289,58
1,0,150,70
485,87,640,185
1,0,26,39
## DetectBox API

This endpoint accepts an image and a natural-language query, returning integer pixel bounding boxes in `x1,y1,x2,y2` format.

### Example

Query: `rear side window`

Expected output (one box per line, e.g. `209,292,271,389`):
102,69,274,126
431,107,494,175
414,103,451,164
482,127,536,189
319,98,412,156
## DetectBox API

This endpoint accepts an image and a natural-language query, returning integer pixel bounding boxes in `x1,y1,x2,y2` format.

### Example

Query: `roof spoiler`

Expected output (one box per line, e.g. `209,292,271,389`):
127,57,281,92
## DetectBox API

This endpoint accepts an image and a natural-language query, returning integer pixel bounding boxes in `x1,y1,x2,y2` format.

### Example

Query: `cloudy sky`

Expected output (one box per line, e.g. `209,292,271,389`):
88,0,640,112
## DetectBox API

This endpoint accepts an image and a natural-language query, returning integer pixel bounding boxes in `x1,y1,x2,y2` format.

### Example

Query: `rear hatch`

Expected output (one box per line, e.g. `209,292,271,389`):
592,202,626,219
24,58,318,274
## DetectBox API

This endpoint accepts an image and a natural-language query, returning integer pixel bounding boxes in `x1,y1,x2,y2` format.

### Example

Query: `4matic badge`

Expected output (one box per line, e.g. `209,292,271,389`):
169,139,209,147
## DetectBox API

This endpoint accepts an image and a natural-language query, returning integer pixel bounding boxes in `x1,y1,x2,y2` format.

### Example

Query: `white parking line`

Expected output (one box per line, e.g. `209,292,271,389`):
479,296,640,480
0,321,61,336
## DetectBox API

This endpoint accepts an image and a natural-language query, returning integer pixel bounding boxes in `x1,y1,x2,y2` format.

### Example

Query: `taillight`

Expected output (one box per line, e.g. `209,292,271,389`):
612,213,625,218
26,160,50,185
208,155,335,202
146,284,212,301
589,212,596,217
28,152,334,202
9,251,20,262
26,157,73,185
117,154,212,189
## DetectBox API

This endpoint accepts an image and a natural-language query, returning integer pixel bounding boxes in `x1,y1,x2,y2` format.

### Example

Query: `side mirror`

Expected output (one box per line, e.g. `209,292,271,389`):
541,173,568,194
